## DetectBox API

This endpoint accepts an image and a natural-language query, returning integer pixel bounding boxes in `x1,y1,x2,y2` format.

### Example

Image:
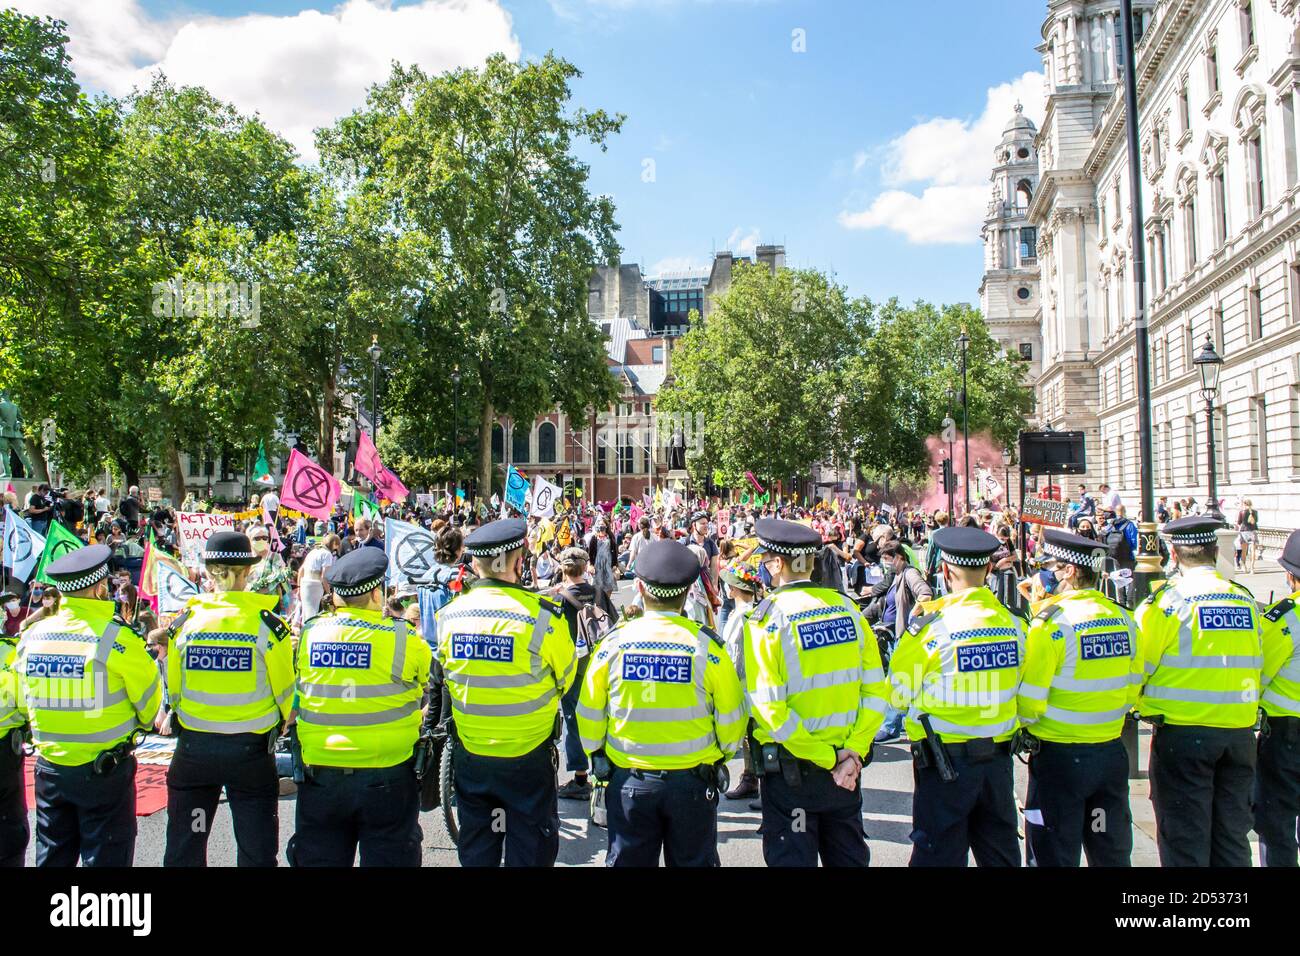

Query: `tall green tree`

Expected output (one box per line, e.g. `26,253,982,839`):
320,53,623,495
657,263,866,489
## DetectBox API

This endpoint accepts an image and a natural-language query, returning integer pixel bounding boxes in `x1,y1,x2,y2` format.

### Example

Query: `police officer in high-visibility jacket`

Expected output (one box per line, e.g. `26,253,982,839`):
743,519,889,868
14,545,162,866
1255,528,1300,867
1017,528,1143,866
889,526,1026,867
0,615,27,867
288,548,431,866
1134,515,1262,867
435,518,575,867
577,539,745,867
164,531,294,867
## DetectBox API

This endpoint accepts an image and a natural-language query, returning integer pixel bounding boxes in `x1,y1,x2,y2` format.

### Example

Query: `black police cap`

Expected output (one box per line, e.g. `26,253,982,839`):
1041,528,1108,570
753,518,822,557
1161,515,1223,546
932,526,1000,567
463,518,527,558
636,539,702,599
1277,528,1300,578
326,547,389,597
45,543,112,591
202,530,258,565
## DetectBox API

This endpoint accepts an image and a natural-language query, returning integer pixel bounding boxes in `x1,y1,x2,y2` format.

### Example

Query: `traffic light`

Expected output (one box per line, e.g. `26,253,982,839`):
941,458,955,494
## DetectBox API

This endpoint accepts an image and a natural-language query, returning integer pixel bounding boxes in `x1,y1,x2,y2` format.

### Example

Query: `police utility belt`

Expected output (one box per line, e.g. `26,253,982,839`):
757,743,838,789
590,751,730,794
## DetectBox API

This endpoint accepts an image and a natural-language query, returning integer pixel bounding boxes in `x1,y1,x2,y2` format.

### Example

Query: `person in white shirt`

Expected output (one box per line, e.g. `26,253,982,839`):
626,517,650,571
1098,483,1122,514
297,533,340,623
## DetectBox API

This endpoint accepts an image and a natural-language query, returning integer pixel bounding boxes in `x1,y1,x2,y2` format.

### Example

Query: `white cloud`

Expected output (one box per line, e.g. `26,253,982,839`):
839,71,1045,245
852,150,868,173
725,225,762,257
14,0,520,162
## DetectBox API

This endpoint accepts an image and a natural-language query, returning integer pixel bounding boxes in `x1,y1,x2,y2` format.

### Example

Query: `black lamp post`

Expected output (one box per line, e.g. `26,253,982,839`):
1001,446,1012,511
1193,334,1224,521
451,365,461,514
367,335,383,444
957,329,970,514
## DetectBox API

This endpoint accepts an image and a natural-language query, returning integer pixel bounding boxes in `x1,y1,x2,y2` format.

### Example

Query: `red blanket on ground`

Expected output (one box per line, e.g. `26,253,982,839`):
21,760,171,816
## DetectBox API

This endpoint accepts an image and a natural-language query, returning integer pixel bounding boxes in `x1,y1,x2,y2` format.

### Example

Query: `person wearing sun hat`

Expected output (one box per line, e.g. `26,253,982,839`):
576,538,745,866
1251,528,1300,866
162,530,294,868
718,558,763,801
12,544,162,866
433,517,576,867
1133,514,1262,867
1016,528,1142,867
742,518,889,867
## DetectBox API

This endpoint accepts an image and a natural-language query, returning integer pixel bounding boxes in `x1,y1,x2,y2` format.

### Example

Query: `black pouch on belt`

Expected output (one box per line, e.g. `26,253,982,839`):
910,740,932,770
779,753,802,789
760,743,781,775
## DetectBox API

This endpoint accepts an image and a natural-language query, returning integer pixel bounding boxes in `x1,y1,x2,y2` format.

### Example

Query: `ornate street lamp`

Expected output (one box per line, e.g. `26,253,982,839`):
451,365,461,514
1192,334,1225,521
367,335,383,444
957,329,970,514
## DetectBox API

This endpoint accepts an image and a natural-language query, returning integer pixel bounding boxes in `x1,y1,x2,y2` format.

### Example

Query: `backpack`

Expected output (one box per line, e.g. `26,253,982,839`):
558,587,612,658
1106,523,1134,566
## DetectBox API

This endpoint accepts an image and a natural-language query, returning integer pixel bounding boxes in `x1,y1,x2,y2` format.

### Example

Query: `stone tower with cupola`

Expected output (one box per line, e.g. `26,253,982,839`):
979,103,1043,386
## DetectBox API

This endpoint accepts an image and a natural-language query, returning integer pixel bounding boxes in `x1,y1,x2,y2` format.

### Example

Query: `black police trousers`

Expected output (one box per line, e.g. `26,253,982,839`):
453,737,559,867
910,751,1019,867
288,759,422,867
164,729,279,867
34,755,136,867
1025,739,1131,867
606,767,719,867
760,762,868,867
1254,715,1300,868
1148,723,1255,867
0,743,28,867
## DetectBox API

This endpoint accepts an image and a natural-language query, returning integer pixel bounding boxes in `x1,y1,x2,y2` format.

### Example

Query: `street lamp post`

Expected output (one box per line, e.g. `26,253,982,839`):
945,388,956,519
367,335,383,446
1193,334,1225,521
1001,447,1012,512
957,329,970,515
451,365,461,516
1119,0,1161,609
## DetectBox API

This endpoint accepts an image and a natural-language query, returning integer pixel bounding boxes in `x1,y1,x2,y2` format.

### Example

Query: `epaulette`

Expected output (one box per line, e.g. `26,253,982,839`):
1034,604,1062,624
752,596,775,624
537,595,562,615
697,624,726,652
1230,581,1256,601
260,609,290,642
1007,604,1030,623
111,613,144,639
906,611,938,637
1264,598,1295,624
166,608,192,639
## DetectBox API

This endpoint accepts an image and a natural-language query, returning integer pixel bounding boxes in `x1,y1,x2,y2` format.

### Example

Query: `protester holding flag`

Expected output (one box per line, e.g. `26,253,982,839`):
246,526,291,611
297,534,340,625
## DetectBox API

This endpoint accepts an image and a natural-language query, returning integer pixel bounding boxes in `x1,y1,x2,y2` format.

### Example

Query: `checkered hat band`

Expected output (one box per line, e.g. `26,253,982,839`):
333,578,384,597
1166,531,1218,545
940,550,992,567
50,564,109,591
1043,541,1104,570
465,538,525,558
203,551,254,561
758,539,820,557
643,582,690,599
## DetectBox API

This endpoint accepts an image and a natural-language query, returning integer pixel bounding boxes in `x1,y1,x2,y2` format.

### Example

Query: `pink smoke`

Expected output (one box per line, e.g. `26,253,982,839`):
919,431,1011,515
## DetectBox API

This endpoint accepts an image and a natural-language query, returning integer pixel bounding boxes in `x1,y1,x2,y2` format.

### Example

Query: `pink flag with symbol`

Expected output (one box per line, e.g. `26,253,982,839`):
280,448,341,521
355,428,384,486
374,466,409,504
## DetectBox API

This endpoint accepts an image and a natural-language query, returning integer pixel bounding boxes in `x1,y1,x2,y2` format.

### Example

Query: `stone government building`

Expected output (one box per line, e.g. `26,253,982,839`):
982,0,1300,530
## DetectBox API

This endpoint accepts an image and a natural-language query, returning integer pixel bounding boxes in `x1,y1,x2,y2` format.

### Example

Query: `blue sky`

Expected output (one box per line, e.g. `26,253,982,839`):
24,0,1048,305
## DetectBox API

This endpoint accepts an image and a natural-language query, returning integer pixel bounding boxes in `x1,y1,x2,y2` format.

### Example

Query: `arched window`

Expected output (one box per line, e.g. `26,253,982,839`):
491,423,503,464
512,426,530,465
538,422,557,464
1015,179,1033,210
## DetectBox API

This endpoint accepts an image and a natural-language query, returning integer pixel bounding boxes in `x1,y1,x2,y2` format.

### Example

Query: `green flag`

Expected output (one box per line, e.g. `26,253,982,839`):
352,488,380,522
35,521,85,584
254,440,272,483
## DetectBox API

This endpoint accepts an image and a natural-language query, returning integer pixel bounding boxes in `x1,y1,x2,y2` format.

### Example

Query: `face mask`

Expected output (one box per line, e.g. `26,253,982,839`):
252,539,269,555
4,601,18,614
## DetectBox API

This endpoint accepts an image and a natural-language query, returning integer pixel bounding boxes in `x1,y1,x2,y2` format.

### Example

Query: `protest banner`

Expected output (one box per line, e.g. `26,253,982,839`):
175,510,236,567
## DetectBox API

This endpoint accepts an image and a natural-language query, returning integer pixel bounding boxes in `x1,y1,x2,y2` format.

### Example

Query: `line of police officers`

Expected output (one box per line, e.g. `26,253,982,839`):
0,515,1297,867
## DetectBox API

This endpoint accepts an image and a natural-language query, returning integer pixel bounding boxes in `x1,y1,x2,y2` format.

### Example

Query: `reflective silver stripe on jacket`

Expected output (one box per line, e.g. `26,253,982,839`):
297,699,420,727
606,731,716,756
177,621,276,709
174,707,280,734
1142,686,1258,704
924,714,1016,738
1263,687,1300,712
33,716,139,744
452,685,559,717
1043,703,1130,725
